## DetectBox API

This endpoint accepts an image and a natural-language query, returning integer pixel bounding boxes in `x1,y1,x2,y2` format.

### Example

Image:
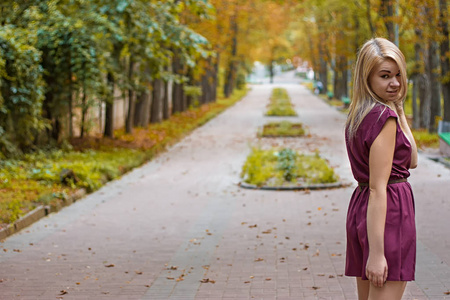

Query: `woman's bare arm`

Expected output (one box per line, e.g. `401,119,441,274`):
366,117,396,287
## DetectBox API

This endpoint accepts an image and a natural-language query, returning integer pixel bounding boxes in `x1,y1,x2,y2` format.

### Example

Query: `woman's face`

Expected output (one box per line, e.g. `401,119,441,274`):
369,59,401,102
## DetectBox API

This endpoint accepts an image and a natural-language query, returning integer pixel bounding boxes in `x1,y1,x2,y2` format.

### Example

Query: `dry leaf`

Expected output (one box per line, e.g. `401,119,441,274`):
59,290,68,295
135,271,143,275
329,275,335,278
312,286,320,290
200,278,216,284
244,281,251,284
262,230,272,234
265,278,272,281
249,224,257,228
166,277,174,280
254,258,264,262
105,264,115,268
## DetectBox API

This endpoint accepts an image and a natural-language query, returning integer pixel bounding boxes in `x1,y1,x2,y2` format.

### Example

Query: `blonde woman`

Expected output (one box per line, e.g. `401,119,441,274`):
345,38,418,300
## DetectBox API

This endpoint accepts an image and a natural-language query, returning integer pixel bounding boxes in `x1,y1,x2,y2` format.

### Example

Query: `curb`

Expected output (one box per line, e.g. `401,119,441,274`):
238,181,346,191
0,188,86,240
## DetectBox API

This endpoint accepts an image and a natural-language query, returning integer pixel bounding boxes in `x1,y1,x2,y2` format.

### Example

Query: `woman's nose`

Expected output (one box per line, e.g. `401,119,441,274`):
391,77,400,87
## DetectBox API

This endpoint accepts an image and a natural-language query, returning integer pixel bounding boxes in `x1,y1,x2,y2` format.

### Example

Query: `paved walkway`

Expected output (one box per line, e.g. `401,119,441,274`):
1,82,450,300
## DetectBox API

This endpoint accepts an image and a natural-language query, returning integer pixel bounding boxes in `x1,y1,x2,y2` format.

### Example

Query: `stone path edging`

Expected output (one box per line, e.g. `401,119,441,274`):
0,188,86,240
238,181,346,191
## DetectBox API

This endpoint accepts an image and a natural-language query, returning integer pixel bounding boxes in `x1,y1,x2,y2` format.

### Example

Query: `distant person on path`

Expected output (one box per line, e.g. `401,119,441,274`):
344,38,418,300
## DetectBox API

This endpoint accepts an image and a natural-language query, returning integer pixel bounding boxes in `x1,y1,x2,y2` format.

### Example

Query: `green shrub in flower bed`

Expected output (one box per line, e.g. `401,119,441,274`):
0,149,148,225
240,147,339,188
260,121,306,137
265,88,297,116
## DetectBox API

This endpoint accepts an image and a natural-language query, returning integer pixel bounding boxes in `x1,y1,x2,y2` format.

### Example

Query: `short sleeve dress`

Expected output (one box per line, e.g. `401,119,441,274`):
345,103,416,281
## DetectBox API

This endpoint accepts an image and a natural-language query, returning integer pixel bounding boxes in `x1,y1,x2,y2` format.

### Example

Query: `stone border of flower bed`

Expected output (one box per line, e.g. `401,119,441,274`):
0,188,86,240
238,181,346,191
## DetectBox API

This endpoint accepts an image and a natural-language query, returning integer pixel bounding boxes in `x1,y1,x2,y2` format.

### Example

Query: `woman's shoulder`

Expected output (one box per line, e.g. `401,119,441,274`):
365,103,397,122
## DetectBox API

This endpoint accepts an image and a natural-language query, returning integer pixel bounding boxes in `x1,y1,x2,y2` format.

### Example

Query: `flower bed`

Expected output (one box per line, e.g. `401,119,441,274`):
265,88,297,116
260,121,306,137
240,147,340,189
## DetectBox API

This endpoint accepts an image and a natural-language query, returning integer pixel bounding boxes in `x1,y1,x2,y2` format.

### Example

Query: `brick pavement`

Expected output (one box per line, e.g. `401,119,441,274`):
0,82,449,299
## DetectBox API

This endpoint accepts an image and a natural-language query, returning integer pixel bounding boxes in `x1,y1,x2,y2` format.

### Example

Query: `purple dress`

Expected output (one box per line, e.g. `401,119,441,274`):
345,103,416,281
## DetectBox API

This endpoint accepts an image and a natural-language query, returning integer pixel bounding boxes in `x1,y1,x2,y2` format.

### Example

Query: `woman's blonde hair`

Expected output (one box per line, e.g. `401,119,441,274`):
346,37,407,139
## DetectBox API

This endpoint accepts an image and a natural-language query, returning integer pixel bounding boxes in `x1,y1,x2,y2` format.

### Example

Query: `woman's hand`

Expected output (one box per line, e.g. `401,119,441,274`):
366,253,388,288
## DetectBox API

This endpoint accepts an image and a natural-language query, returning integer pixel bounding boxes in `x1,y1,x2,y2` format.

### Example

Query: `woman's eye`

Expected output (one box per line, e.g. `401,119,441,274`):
396,73,401,77
381,75,389,79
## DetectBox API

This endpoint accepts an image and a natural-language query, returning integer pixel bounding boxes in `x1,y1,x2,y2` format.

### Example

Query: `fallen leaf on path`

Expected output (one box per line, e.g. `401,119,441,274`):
445,291,450,295
105,264,115,268
254,258,264,262
168,266,178,270
265,278,272,281
244,281,251,284
249,224,257,228
329,275,335,278
59,290,68,295
312,286,320,290
166,277,175,280
200,278,215,284
313,249,320,256
262,229,272,234
135,271,143,275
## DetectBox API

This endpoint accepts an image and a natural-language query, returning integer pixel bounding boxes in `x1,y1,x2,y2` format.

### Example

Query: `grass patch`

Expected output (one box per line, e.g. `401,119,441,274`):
412,129,440,149
0,87,249,227
265,88,297,116
259,121,306,137
240,147,339,188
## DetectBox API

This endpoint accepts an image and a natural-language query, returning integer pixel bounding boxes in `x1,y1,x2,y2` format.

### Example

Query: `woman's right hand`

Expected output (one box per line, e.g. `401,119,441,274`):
365,253,388,287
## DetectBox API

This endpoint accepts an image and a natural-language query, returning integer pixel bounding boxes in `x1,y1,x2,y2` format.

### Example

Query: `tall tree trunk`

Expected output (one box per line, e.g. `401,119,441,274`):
163,80,170,119
104,72,115,138
412,32,422,129
439,0,450,122
150,79,164,123
212,53,219,102
224,12,238,98
365,0,376,37
80,81,88,138
134,87,151,127
172,53,185,113
125,58,135,134
380,0,395,42
428,40,441,132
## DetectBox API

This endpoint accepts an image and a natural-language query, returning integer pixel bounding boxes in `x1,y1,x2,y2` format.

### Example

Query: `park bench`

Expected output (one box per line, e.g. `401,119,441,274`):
438,120,450,157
